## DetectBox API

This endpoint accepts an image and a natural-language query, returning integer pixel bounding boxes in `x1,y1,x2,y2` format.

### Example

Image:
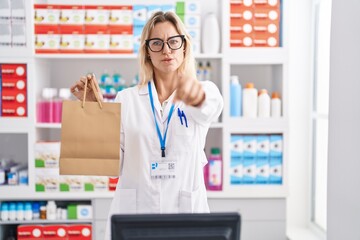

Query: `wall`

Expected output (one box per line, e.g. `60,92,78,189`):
327,0,360,239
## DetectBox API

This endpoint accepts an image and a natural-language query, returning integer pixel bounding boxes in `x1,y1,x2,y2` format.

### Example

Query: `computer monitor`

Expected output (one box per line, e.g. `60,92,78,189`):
111,212,241,240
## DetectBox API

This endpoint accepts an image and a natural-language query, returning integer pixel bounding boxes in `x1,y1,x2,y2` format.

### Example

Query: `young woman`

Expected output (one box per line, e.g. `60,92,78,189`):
71,11,223,240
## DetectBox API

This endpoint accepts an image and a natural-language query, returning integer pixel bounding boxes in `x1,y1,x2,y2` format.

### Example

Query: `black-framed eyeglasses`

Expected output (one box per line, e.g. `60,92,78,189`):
145,35,185,52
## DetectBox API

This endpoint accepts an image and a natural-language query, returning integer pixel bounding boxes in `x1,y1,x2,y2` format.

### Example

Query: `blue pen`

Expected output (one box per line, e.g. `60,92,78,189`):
177,108,183,125
181,111,188,128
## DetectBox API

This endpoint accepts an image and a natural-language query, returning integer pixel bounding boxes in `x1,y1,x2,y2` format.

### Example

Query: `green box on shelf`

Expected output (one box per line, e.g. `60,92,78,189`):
35,184,45,192
60,183,70,192
176,2,185,14
84,183,94,192
67,204,77,219
35,159,45,168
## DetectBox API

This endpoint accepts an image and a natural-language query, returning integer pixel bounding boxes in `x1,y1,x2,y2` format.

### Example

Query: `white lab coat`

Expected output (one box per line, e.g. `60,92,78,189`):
104,80,223,240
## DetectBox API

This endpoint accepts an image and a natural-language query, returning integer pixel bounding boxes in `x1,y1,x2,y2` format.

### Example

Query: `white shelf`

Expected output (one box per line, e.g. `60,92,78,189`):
226,117,288,133
0,118,33,133
207,185,287,198
0,219,92,225
0,48,33,59
36,123,62,129
224,48,288,64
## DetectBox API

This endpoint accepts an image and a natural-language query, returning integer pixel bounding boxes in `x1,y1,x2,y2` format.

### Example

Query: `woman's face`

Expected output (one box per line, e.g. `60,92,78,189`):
147,21,185,75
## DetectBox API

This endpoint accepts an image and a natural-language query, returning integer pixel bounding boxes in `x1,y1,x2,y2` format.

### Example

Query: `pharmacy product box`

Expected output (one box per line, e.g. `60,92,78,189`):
67,204,77,219
59,30,85,53
147,5,162,20
77,205,92,220
84,5,109,26
231,135,243,157
253,34,278,47
18,225,44,239
0,0,11,20
42,225,68,240
243,135,257,157
84,29,109,53
133,25,143,53
269,156,282,184
242,157,256,184
35,168,59,192
256,135,270,157
83,176,108,192
108,177,119,191
59,176,84,192
67,224,92,240
34,4,60,27
176,1,201,15
58,5,84,32
1,63,27,117
253,0,280,9
34,29,60,53
230,33,253,47
187,27,200,42
270,135,283,157
11,22,26,47
255,157,269,184
11,0,26,22
108,30,133,54
230,156,243,185
133,5,147,26
0,22,11,47
177,14,201,28
34,142,61,168
162,5,175,13
108,5,133,32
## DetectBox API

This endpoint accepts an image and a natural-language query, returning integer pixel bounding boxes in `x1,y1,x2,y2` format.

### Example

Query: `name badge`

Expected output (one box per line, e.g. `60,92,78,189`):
150,159,176,179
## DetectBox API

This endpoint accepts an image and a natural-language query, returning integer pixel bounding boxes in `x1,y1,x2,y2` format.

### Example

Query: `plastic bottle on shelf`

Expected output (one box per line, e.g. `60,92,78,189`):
37,88,57,123
16,202,24,221
242,83,258,118
271,92,282,117
53,88,71,123
202,12,220,54
46,200,57,220
100,69,111,96
1,202,9,221
203,61,212,81
196,62,204,81
32,202,40,219
40,206,46,220
24,202,33,221
207,148,223,191
8,202,16,221
230,75,242,117
258,89,271,118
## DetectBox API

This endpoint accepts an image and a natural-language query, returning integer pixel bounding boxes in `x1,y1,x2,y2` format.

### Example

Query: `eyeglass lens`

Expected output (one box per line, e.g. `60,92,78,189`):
148,36,183,52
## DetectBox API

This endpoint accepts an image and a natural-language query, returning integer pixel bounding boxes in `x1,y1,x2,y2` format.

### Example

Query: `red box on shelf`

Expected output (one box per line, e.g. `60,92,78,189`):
108,177,119,191
18,225,44,239
1,64,27,117
42,225,68,240
67,224,92,240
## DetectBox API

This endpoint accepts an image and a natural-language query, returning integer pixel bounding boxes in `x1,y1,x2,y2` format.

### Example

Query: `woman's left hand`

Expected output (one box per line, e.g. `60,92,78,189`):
174,74,206,107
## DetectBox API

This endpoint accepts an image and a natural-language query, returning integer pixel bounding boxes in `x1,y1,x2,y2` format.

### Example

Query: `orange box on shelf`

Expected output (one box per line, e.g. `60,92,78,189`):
108,5,133,33
230,1,253,14
34,4,60,26
253,7,280,24
108,28,133,54
84,5,109,32
253,31,279,47
58,4,84,33
42,225,68,240
253,0,280,9
35,27,60,54
230,31,254,47
67,224,92,240
59,29,85,54
1,64,26,78
83,29,110,53
18,225,44,239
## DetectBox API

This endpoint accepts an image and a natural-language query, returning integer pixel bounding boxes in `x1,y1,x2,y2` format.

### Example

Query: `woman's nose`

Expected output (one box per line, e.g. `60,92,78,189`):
162,42,171,54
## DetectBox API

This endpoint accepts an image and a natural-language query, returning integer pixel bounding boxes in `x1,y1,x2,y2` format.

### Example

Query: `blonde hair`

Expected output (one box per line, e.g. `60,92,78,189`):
138,11,196,86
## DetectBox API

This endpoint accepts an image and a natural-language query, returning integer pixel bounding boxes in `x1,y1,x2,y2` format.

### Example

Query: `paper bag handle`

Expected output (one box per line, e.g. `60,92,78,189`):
82,74,103,109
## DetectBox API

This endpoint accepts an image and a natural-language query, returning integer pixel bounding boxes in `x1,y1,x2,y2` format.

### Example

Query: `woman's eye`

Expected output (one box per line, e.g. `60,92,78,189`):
152,41,162,46
169,39,178,45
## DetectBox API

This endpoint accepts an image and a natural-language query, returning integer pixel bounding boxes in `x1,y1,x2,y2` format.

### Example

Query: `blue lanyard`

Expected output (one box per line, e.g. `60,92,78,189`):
148,81,175,158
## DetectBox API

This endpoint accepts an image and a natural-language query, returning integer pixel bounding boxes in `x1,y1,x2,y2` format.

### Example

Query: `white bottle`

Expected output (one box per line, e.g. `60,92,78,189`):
1,202,9,221
202,12,220,54
271,92,282,117
46,201,57,220
242,83,258,118
258,89,271,118
16,202,24,221
24,202,33,221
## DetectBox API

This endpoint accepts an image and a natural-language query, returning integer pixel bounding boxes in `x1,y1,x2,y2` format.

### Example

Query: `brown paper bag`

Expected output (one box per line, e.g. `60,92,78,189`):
59,76,121,176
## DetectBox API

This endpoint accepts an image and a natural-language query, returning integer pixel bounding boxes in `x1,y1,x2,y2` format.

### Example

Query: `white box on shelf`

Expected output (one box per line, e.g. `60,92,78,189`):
77,205,93,220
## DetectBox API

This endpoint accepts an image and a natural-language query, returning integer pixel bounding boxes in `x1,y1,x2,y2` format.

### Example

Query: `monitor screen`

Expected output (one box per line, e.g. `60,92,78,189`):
111,212,241,240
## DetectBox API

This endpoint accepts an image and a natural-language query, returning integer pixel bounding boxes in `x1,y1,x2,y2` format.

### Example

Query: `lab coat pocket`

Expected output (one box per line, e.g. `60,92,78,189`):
179,188,199,213
114,189,137,214
175,113,194,136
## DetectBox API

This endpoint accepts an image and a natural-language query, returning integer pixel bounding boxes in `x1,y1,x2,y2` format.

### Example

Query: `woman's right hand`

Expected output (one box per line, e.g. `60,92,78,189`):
70,73,103,102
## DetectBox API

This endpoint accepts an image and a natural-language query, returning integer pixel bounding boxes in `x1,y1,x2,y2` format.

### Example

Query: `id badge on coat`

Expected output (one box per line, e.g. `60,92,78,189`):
150,159,176,179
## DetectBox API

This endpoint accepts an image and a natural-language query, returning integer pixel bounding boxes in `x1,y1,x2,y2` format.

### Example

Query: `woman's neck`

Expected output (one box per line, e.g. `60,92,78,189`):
153,72,178,104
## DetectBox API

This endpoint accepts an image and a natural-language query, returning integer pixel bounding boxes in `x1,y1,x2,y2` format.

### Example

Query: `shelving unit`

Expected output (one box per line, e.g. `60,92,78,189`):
0,0,289,239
